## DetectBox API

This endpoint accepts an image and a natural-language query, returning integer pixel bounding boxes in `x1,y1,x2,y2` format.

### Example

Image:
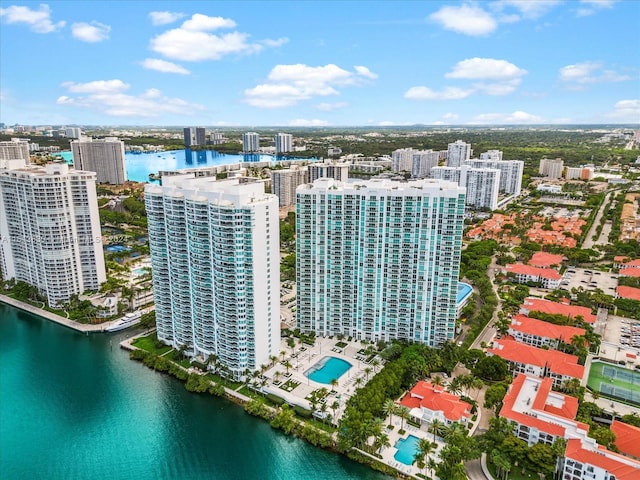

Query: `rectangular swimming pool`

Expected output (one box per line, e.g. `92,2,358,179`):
304,356,352,384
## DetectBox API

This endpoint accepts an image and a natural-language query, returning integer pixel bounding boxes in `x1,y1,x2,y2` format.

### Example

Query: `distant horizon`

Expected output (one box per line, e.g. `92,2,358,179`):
1,1,638,126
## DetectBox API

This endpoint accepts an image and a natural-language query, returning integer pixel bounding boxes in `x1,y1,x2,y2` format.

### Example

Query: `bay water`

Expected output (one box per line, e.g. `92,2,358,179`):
0,303,387,480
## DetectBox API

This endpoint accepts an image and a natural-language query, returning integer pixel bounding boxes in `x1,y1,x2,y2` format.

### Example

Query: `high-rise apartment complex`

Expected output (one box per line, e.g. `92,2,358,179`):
0,163,106,307
271,166,309,207
391,148,417,172
466,159,524,195
539,158,564,179
65,127,82,139
411,150,440,179
431,165,500,210
446,140,472,167
479,150,503,161
209,131,225,145
242,132,260,153
296,178,465,346
145,176,280,379
0,139,30,164
308,162,349,182
70,137,126,184
183,127,206,147
274,133,293,154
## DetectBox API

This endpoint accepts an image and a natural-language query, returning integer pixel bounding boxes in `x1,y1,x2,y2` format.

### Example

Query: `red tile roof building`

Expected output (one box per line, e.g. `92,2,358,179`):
499,374,590,447
528,252,564,269
399,380,472,427
504,264,562,289
520,297,596,324
619,267,640,278
508,314,586,348
616,285,640,301
561,438,640,480
611,420,640,460
487,338,585,388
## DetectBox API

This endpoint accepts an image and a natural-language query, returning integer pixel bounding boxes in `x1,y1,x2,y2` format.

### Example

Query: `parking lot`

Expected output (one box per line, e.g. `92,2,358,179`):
559,267,617,296
599,314,640,365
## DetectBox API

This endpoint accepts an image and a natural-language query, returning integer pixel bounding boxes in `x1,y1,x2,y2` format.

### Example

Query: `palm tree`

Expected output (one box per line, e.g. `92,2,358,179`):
427,458,438,479
283,360,292,375
330,378,338,392
354,377,363,389
375,432,391,454
472,377,485,401
269,355,278,367
364,367,372,381
371,358,380,372
414,438,435,477
432,375,445,388
383,399,396,426
320,402,328,424
430,418,445,442
280,350,286,362
447,377,463,396
397,405,410,431
273,371,282,384
330,400,340,424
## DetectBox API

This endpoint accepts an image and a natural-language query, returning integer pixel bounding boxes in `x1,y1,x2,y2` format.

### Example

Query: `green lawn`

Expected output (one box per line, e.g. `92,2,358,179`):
131,332,172,355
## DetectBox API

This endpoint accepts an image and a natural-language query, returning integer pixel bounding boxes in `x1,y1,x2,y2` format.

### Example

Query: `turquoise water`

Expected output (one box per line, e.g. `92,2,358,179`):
125,149,315,183
305,356,352,384
132,268,148,276
394,435,420,465
0,303,387,480
105,245,131,253
457,282,473,303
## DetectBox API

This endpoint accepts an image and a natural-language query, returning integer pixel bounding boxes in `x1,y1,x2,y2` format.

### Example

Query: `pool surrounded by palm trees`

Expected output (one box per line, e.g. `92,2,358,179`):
304,356,352,384
394,435,420,465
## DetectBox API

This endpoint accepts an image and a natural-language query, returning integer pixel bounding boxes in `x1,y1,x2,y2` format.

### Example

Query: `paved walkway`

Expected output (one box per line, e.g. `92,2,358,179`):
1,294,118,333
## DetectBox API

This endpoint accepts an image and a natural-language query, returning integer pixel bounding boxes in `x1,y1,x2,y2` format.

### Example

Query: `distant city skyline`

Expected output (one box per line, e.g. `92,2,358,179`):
1,1,639,126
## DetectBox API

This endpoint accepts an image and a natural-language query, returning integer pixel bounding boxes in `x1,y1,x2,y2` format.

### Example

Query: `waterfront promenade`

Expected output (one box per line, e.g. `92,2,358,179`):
0,294,117,333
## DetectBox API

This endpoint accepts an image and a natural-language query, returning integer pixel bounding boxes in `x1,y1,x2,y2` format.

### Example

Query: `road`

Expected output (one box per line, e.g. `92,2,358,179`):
582,189,616,250
470,254,500,350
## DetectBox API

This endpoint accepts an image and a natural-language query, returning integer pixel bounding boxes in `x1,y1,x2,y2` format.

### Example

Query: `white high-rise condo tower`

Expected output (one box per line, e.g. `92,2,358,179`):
71,137,126,184
446,140,472,167
145,176,280,379
242,132,260,153
296,178,466,346
274,133,293,154
0,163,106,307
0,138,30,164
271,166,309,207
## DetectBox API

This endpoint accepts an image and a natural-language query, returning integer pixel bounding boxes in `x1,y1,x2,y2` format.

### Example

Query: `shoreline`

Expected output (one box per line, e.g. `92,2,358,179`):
0,294,116,333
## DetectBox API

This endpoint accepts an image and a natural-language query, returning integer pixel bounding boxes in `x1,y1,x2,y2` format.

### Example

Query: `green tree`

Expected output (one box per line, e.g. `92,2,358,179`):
474,355,508,381
484,383,508,412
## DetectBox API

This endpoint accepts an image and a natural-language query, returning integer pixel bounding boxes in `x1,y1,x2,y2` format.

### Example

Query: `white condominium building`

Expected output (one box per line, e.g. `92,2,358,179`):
0,163,106,307
466,159,524,195
539,158,564,179
183,127,206,147
71,137,126,184
274,133,293,154
0,139,30,164
308,162,349,182
271,166,309,207
431,165,500,210
242,132,260,153
296,178,466,346
446,140,472,167
480,150,503,161
391,148,417,172
145,176,280,379
411,150,440,179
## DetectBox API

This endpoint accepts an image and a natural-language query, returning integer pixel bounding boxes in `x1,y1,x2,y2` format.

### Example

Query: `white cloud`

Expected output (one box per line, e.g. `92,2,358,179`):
354,65,378,79
316,102,348,111
288,118,330,127
442,113,459,121
446,58,527,80
0,4,65,33
559,62,631,85
404,86,474,100
244,64,377,108
150,13,282,62
181,14,236,31
429,4,497,36
492,0,562,20
577,0,617,17
61,79,130,94
141,58,191,75
149,11,186,26
473,78,522,96
71,21,110,43
57,81,205,117
605,99,640,122
260,37,288,47
470,110,543,124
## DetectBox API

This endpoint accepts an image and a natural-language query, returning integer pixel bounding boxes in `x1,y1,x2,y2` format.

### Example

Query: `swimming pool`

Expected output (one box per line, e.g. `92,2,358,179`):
105,245,131,253
132,267,149,276
304,356,352,384
394,435,419,465
457,282,473,303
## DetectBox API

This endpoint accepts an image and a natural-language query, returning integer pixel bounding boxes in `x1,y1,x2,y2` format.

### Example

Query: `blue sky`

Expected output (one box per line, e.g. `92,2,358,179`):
1,1,639,126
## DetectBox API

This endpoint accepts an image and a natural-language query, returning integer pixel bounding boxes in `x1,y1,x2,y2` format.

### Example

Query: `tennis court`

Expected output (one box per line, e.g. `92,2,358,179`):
587,360,640,407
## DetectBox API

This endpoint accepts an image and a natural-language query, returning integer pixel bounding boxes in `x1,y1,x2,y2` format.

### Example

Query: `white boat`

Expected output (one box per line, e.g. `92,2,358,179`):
105,311,142,332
